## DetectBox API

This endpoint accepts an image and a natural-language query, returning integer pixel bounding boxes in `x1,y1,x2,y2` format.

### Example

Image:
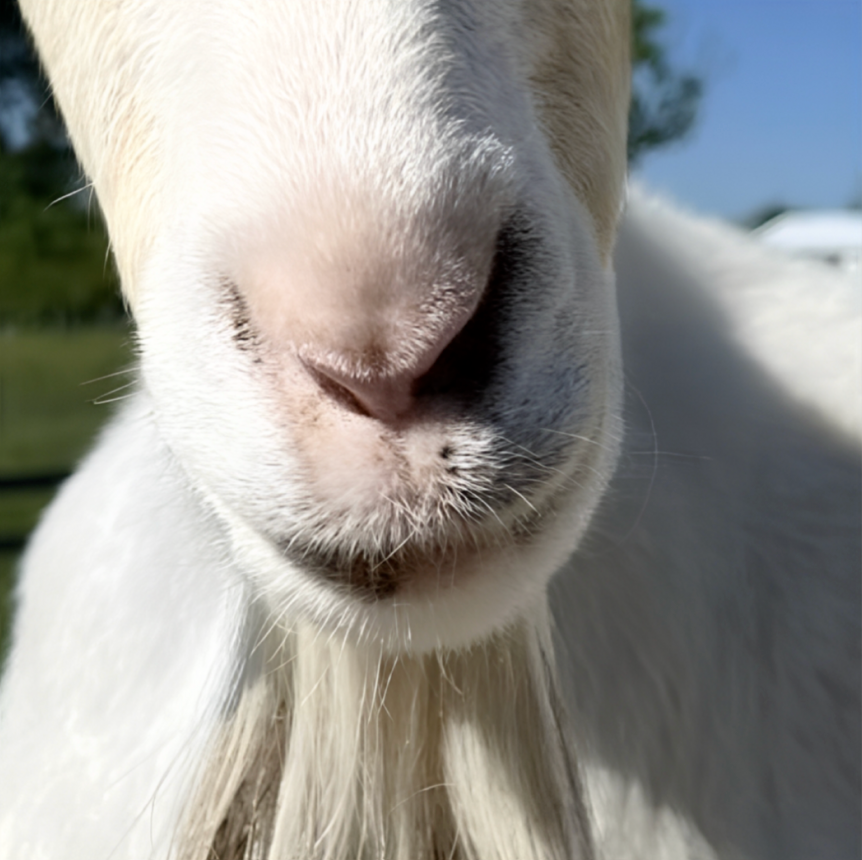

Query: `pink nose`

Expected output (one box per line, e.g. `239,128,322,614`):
303,309,472,422
309,365,415,422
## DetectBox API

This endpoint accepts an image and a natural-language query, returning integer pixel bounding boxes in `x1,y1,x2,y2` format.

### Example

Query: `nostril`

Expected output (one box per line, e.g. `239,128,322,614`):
289,215,531,421
413,219,527,403
306,366,376,418
411,288,500,402
307,362,415,422
303,309,475,421
303,286,489,422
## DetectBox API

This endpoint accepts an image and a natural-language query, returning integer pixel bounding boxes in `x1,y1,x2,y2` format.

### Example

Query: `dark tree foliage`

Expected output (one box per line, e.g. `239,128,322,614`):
629,0,703,165
1,1,122,323
0,0,65,150
0,143,124,324
743,203,789,231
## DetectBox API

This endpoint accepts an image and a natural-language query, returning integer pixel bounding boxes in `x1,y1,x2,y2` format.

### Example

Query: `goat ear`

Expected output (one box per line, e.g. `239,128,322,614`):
523,0,630,264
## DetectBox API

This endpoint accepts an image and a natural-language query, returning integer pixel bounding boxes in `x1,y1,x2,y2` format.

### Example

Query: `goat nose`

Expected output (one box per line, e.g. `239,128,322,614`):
303,305,475,422
309,365,415,422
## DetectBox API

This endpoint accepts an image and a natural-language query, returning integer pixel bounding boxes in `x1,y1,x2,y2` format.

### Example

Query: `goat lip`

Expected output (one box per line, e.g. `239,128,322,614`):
266,493,552,603
276,539,478,602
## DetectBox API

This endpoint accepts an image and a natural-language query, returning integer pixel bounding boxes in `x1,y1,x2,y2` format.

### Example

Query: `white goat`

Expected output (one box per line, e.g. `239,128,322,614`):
0,2,859,859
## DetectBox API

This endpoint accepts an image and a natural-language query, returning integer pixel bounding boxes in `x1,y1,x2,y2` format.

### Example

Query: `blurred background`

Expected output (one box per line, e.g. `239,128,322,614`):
634,0,861,223
0,0,860,652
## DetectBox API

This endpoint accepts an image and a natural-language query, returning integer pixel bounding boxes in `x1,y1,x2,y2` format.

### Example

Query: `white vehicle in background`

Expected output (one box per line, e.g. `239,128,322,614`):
755,209,862,273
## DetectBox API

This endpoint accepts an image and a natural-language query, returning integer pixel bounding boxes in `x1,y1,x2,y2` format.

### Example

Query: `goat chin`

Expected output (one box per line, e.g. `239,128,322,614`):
2,0,860,857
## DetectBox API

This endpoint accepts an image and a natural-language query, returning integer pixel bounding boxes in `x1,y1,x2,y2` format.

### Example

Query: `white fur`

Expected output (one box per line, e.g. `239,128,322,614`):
1,1,859,858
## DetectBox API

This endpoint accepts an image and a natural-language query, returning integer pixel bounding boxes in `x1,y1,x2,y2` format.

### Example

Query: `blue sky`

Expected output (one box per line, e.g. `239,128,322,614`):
634,0,861,221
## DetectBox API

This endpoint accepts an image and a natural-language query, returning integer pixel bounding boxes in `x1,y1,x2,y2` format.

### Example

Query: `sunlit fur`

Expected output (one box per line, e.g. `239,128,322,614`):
1,1,859,859
176,612,591,860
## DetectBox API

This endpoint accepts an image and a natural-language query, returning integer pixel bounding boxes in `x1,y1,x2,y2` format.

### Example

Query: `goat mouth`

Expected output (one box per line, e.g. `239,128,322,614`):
272,498,549,601
297,545,451,600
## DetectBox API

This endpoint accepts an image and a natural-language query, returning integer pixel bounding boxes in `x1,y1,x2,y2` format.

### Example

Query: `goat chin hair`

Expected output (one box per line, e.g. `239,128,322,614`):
176,606,591,860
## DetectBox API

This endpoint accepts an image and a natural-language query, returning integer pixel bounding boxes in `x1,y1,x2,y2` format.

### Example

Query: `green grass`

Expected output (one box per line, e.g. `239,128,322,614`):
0,145,124,324
0,487,56,539
0,325,134,472
0,324,132,657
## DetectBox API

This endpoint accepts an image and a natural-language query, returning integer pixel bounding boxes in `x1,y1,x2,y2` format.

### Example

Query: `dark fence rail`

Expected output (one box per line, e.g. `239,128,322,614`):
0,538,27,552
0,473,70,491
0,472,70,552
